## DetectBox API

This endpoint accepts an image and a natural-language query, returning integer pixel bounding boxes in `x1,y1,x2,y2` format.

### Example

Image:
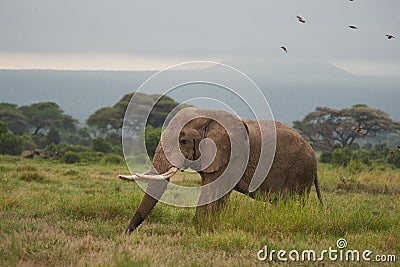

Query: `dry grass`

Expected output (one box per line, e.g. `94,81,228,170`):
0,156,399,266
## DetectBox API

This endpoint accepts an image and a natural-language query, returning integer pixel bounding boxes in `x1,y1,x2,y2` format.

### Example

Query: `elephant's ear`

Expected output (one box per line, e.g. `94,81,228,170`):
201,119,249,173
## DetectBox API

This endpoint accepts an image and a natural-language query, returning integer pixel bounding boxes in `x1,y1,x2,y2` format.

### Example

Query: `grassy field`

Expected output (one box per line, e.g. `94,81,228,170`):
0,155,399,266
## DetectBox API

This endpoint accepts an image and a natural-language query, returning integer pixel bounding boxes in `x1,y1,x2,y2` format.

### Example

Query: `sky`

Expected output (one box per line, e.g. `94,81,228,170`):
0,0,399,76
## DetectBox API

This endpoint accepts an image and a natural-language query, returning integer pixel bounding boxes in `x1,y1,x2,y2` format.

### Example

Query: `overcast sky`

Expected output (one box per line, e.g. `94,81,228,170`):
0,0,399,76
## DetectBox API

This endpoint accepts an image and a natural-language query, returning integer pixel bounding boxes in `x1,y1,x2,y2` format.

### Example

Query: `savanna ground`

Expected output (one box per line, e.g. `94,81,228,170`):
0,155,399,266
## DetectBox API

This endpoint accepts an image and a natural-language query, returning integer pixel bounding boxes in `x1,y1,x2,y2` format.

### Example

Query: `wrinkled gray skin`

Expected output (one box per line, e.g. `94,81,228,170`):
124,107,323,234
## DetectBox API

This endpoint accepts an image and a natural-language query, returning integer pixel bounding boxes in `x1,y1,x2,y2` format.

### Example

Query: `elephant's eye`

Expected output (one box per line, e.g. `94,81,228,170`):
180,139,187,145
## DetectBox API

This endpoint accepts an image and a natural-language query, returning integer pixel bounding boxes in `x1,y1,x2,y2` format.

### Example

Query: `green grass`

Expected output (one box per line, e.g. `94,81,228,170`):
0,156,399,266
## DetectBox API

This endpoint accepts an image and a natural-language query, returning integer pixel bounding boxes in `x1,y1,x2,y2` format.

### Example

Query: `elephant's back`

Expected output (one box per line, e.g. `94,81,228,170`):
242,119,317,196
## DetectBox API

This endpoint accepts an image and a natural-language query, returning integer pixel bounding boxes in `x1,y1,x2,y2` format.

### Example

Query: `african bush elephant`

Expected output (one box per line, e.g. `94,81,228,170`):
119,107,323,234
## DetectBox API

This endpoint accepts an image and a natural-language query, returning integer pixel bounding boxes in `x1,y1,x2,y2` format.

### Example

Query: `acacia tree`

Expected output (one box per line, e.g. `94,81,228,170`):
0,103,28,135
86,107,119,134
19,102,77,135
87,93,184,135
293,104,400,151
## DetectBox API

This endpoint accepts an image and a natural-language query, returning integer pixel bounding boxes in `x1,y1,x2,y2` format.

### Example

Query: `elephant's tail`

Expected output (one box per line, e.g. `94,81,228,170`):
314,175,323,205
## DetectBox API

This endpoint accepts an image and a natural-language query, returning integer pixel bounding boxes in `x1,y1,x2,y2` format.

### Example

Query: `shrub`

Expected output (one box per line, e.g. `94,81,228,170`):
352,149,371,165
145,126,161,158
388,150,400,168
103,154,124,164
91,137,113,153
112,145,123,156
331,147,352,167
44,143,61,152
61,151,81,164
0,121,7,134
325,145,400,169
319,151,332,163
21,134,36,151
0,122,24,156
74,151,104,163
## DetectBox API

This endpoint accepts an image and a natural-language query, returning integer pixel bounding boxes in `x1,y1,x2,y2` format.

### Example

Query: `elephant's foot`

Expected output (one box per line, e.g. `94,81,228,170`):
125,212,144,235
125,227,133,235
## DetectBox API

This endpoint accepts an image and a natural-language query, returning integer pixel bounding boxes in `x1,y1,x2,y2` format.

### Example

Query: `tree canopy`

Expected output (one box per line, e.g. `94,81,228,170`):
87,93,184,134
19,102,78,135
293,104,400,151
0,103,28,135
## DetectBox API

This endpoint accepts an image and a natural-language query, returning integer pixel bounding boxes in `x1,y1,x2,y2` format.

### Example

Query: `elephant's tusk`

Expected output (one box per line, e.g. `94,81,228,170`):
118,167,178,181
134,173,167,180
118,174,140,181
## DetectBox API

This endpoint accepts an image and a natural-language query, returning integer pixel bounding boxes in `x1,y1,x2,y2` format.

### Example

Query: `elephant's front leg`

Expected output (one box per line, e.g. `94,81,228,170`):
194,172,232,222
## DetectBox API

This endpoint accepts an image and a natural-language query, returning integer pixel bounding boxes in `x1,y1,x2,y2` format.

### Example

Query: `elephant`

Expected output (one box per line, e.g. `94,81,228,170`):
119,107,323,234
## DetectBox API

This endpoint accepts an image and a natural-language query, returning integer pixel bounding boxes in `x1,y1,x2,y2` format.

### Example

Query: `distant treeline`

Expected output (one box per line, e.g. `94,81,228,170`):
0,93,182,159
1,94,400,168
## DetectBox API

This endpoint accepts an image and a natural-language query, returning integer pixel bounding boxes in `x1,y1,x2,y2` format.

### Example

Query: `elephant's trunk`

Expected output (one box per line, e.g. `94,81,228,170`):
125,179,169,234
125,143,175,234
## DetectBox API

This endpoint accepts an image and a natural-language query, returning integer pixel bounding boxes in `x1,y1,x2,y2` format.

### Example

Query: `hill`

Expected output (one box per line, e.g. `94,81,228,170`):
1,61,399,125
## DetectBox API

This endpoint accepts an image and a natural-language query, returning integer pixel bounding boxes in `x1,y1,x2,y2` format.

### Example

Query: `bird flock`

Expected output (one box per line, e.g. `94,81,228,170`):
281,4,396,54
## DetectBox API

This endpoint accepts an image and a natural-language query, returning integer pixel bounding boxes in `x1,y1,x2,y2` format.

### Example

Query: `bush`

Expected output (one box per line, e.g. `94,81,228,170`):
352,149,371,165
103,154,124,164
44,143,61,152
61,151,81,164
74,151,104,163
388,150,400,168
145,126,161,158
319,151,332,163
331,147,353,167
0,122,24,156
112,145,123,156
21,134,36,151
324,145,400,169
91,137,113,153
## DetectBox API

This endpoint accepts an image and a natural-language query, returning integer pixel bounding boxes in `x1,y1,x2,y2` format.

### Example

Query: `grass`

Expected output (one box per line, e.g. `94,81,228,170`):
0,156,399,266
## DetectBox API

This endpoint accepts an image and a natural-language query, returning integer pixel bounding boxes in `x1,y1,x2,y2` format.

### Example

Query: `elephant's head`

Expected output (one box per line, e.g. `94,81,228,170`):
120,107,249,234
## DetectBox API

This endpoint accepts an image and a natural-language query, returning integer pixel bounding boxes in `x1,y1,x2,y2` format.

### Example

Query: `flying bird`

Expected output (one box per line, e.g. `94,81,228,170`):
355,126,363,134
280,46,288,53
386,34,395,39
349,25,358,29
296,16,306,23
